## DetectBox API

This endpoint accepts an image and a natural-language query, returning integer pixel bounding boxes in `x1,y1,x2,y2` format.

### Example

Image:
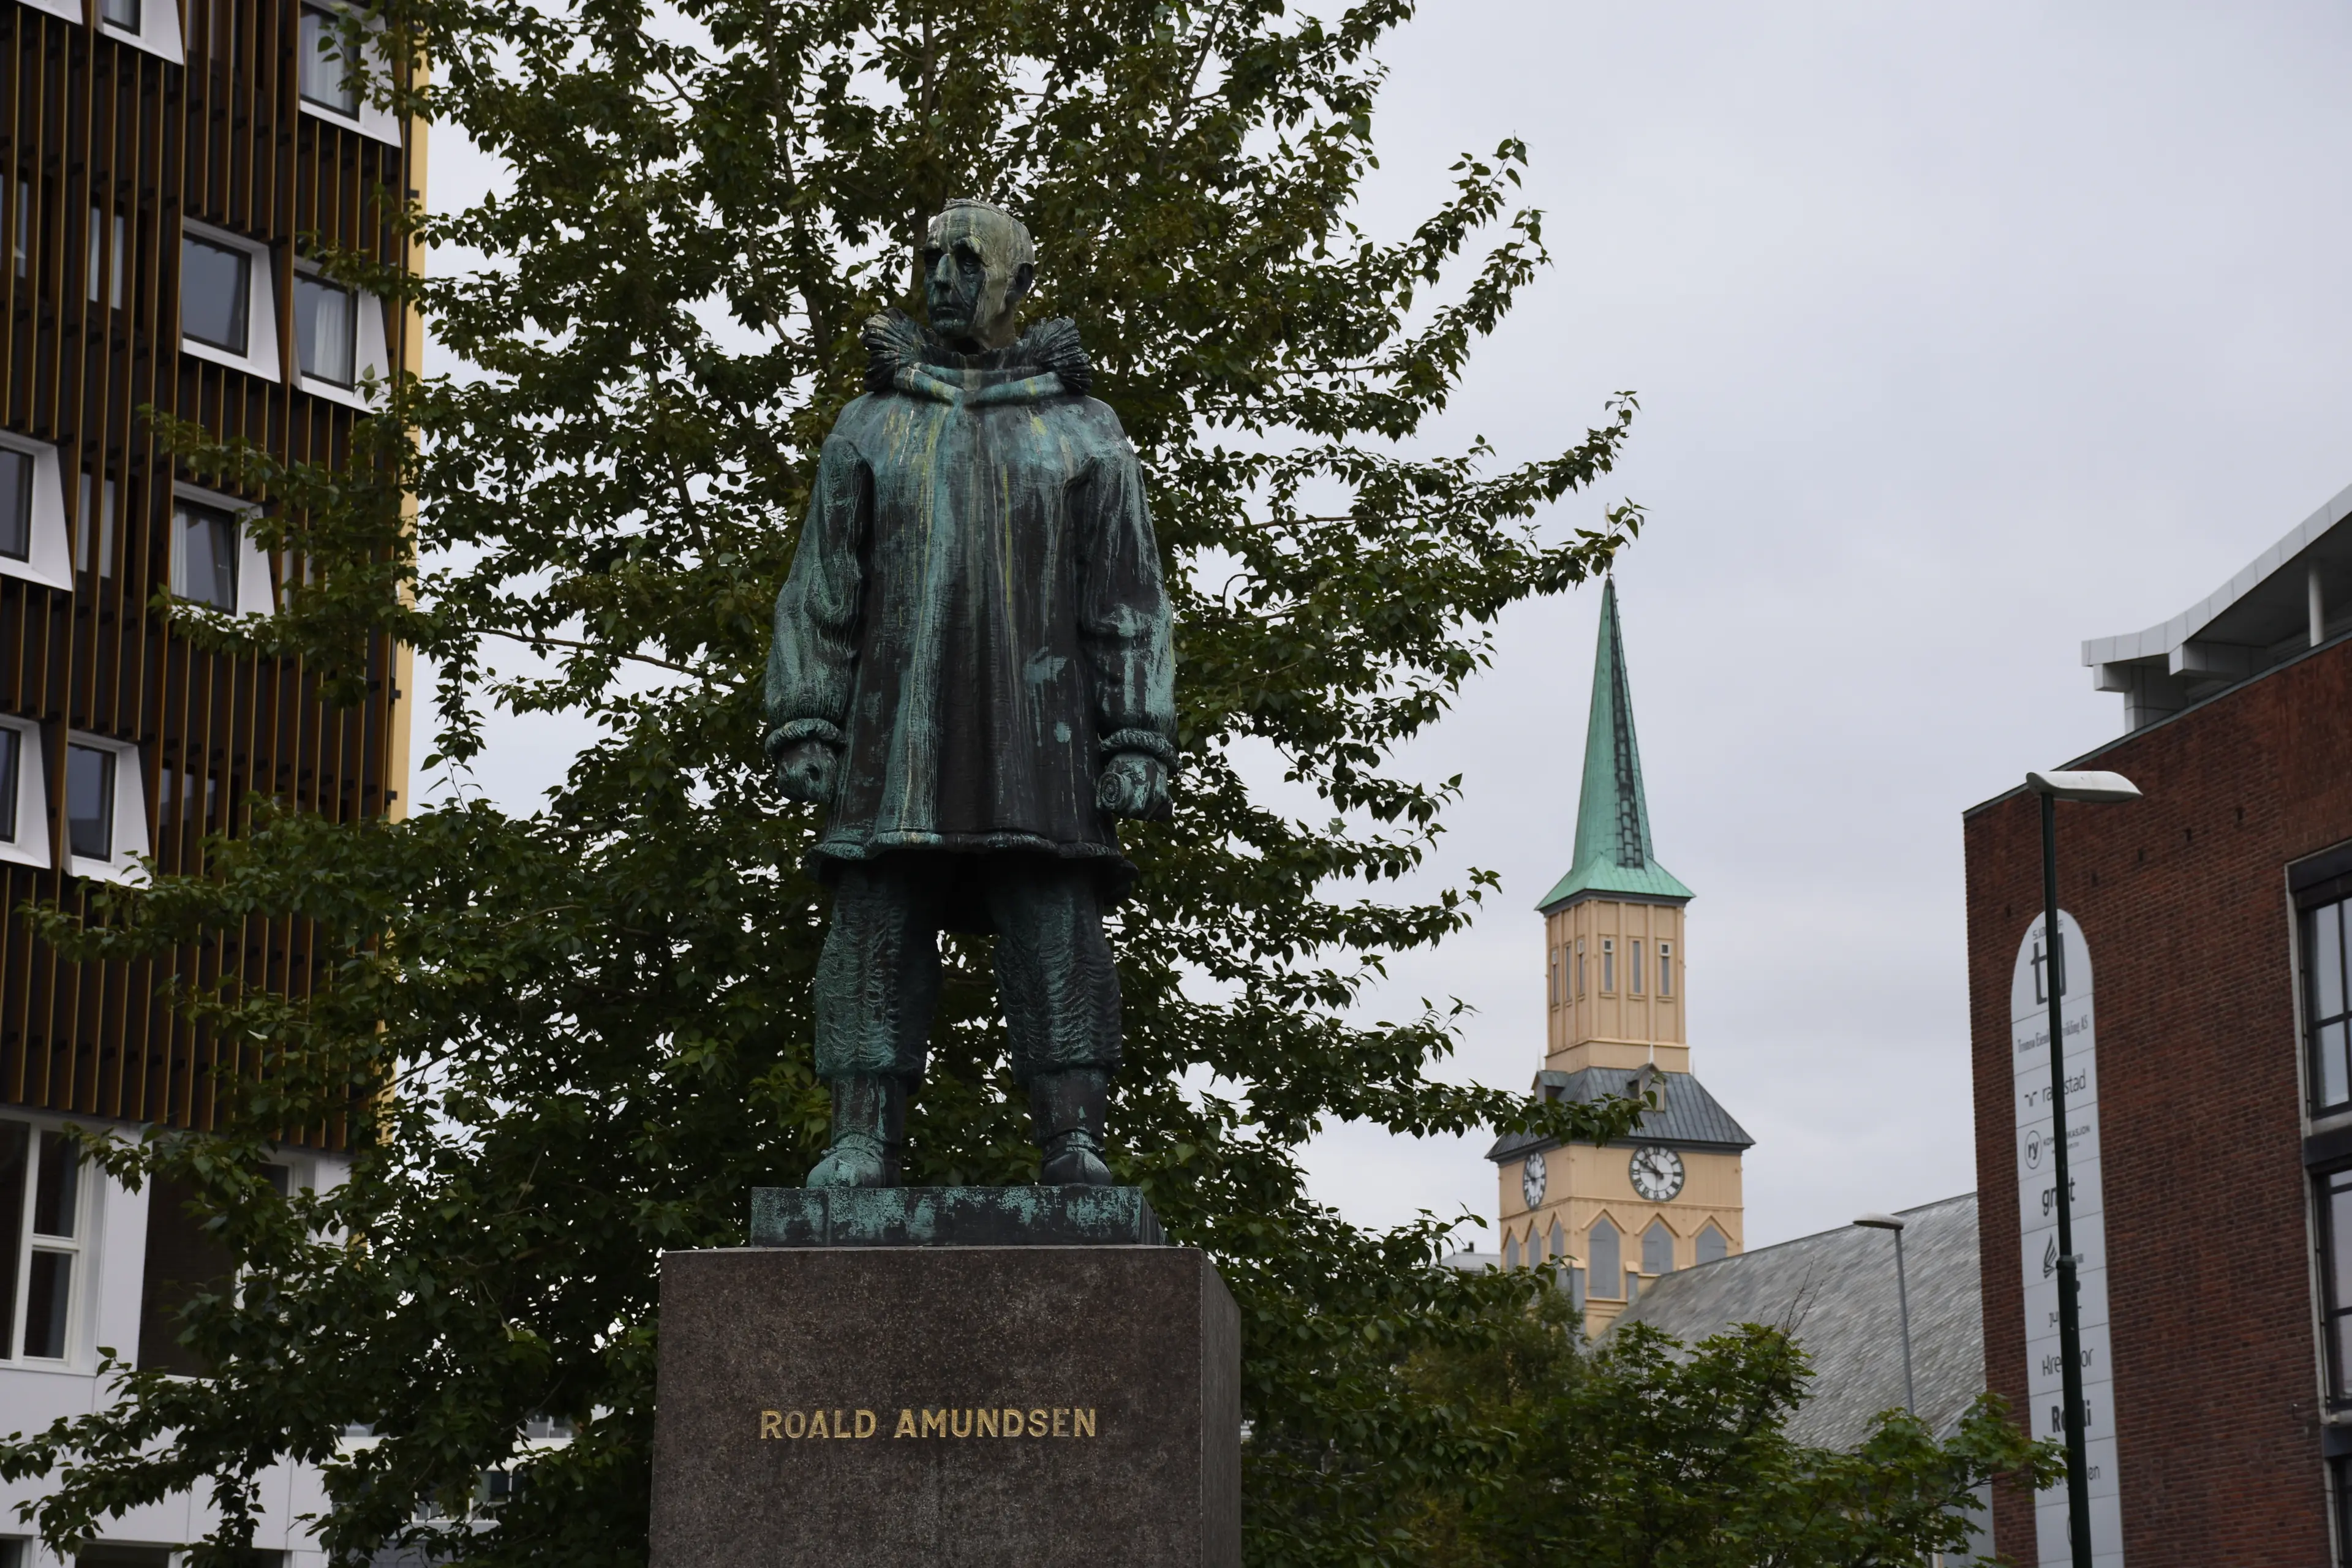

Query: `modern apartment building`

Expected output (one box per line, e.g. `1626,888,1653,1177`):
0,0,418,1559
1967,483,2352,1566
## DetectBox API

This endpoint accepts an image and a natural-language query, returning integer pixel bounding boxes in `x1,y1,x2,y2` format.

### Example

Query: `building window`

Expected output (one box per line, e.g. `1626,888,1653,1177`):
10,176,29,279
1576,938,1585,997
0,720,47,870
161,765,217,835
2309,895,2352,1113
1630,939,1644,995
2320,1166,2352,1408
295,273,356,385
1642,1218,1674,1276
299,4,361,114
0,447,29,562
66,744,115,861
1548,951,1558,1009
77,1545,174,1568
1659,941,1673,997
97,0,140,29
76,473,115,578
1602,938,1615,993
172,497,241,609
1696,1221,1727,1265
1587,1217,1620,1294
1502,1232,1518,1271
0,728,20,844
63,733,146,883
0,1124,85,1362
181,235,251,353
86,207,123,309
138,1170,233,1376
1549,1220,1566,1262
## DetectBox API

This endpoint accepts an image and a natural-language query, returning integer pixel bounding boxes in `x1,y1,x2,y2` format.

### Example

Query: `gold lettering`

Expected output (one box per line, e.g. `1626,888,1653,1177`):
855,1409,877,1438
1074,1408,1095,1438
1003,1407,1025,1437
808,1409,829,1439
833,1409,848,1438
894,1408,917,1439
978,1408,1000,1437
1029,1408,1048,1436
784,1410,807,1439
1052,1408,1068,1437
951,1408,973,1438
760,1410,782,1440
921,1409,947,1438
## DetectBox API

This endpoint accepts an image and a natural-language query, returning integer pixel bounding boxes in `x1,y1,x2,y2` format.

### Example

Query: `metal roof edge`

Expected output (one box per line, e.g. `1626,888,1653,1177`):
1963,622,2352,823
2079,477,2352,666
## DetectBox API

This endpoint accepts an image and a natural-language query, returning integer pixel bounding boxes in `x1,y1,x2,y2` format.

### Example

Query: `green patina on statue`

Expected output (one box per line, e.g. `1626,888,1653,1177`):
764,199,1177,1191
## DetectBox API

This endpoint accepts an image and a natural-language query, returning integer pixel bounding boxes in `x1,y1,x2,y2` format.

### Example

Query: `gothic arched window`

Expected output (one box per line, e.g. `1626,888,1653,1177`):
1550,1221,1567,1263
1588,1217,1621,1292
1642,1219,1675,1276
1503,1232,1520,1270
1696,1221,1728,1265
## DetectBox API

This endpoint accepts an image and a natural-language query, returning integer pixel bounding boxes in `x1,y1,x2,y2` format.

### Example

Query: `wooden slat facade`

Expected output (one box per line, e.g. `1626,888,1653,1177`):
0,0,414,1144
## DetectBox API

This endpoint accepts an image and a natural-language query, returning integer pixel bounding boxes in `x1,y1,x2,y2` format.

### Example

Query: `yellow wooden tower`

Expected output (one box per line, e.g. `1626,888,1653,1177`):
1486,580,1751,1333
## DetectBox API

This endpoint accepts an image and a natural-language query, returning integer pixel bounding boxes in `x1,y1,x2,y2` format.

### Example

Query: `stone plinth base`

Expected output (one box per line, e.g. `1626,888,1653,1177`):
649,1246,1240,1568
749,1185,1163,1246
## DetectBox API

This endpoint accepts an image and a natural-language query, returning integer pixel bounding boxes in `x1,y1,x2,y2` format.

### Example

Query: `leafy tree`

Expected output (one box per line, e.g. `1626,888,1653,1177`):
1404,1292,2057,1567
0,3,2019,1567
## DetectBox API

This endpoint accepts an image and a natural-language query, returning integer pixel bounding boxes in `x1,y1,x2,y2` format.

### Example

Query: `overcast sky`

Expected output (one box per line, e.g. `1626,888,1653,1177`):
1298,0,2352,1250
424,3,2352,1251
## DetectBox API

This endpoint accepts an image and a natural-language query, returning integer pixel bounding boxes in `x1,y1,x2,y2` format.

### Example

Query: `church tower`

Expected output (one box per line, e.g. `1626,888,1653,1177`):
1486,580,1752,1333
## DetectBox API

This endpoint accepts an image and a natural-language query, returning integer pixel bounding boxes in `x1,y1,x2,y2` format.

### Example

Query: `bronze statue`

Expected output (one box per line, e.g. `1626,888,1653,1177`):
764,200,1177,1190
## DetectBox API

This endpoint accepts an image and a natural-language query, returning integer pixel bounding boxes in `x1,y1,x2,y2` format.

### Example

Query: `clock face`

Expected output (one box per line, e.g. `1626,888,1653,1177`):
1521,1152,1548,1210
1629,1144,1686,1202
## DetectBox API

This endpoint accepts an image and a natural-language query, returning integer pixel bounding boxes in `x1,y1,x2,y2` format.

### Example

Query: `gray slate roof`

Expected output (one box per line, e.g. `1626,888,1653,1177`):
1486,1068,1754,1162
1607,1192,1983,1450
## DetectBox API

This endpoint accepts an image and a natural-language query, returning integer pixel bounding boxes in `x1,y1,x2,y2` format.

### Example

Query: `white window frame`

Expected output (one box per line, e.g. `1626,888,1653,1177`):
63,731,148,885
92,0,186,66
295,4,404,146
177,220,281,382
170,481,274,619
0,432,75,593
0,716,51,872
292,260,392,409
2,1118,97,1370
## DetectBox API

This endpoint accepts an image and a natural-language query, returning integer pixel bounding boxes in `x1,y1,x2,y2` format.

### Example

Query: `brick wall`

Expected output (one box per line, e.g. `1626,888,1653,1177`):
1967,634,2352,1565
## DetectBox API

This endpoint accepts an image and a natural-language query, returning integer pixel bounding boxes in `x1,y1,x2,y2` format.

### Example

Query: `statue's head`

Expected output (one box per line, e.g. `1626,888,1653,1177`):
922,199,1035,352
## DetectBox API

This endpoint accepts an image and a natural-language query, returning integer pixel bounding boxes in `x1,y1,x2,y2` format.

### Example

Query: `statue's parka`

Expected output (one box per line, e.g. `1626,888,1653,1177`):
764,307,1177,894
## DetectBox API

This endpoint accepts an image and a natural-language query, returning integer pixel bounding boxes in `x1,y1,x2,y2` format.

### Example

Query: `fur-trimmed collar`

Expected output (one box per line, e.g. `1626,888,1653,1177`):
861,308,1094,402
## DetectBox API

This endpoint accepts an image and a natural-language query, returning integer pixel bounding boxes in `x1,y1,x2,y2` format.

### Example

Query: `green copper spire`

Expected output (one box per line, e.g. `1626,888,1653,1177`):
1535,578,1692,911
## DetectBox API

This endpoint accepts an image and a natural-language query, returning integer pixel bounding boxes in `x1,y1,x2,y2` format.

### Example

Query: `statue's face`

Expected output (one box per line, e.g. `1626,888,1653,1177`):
922,206,1033,352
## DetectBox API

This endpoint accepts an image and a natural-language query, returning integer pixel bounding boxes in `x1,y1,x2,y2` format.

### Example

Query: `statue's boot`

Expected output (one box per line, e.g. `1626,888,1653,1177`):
807,1075,904,1188
1030,1068,1114,1186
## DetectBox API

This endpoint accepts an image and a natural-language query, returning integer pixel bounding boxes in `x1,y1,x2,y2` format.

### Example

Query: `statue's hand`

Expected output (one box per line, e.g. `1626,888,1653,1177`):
774,738,840,804
1096,752,1170,821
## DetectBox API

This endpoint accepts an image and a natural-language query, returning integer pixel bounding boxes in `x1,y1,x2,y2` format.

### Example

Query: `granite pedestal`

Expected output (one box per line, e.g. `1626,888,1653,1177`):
649,1205,1239,1568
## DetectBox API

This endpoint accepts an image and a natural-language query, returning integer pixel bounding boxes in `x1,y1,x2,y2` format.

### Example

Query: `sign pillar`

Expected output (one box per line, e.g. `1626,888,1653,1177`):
2011,911,2125,1567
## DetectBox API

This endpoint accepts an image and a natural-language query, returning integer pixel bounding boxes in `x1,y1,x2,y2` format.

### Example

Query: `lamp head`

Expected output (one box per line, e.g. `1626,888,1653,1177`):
2026,769,2141,804
1853,1212,1906,1231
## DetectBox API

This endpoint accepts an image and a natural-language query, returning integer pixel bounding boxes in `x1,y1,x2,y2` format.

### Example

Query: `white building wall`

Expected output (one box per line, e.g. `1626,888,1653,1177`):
0,1126,347,1568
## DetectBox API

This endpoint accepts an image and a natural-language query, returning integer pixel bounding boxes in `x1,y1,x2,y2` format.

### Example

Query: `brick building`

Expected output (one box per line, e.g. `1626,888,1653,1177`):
1967,483,2352,1564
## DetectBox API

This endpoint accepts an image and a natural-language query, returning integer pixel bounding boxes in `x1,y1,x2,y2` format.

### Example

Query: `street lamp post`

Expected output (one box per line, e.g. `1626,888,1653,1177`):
1854,1212,1914,1414
2024,767,2139,1568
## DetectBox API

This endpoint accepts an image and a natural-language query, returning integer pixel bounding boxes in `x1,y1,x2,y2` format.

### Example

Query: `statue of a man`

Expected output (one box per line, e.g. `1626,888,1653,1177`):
764,199,1177,1191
